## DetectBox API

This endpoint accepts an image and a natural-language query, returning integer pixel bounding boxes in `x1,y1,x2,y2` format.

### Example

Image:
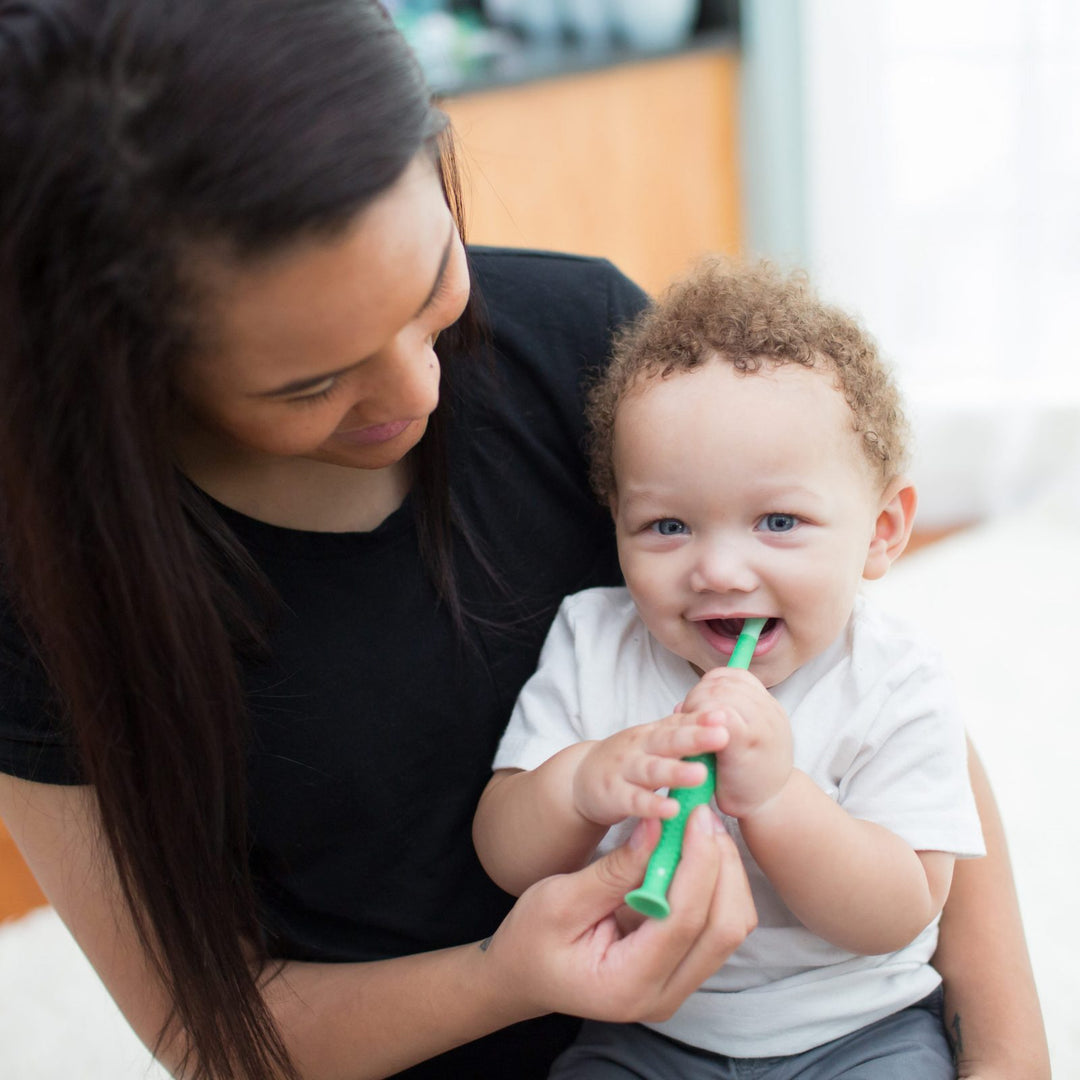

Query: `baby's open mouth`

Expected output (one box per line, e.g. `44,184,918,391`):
706,616,778,638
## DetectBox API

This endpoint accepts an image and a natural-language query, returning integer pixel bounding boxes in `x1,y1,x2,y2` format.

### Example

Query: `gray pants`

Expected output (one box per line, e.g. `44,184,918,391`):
549,990,953,1080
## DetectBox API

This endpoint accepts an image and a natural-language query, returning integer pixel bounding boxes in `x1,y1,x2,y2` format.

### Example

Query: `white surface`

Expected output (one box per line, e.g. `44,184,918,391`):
0,904,167,1078
804,0,1080,401
801,0,1080,530
904,388,1080,528
866,484,1080,1076
0,489,1076,1076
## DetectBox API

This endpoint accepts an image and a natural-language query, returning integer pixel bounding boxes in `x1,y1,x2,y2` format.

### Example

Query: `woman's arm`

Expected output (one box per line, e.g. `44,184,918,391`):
0,772,755,1080
933,739,1050,1080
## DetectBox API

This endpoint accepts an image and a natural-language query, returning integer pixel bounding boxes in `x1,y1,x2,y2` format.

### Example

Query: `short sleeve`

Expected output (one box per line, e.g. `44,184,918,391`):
0,592,84,785
491,597,586,773
839,650,984,858
602,256,651,337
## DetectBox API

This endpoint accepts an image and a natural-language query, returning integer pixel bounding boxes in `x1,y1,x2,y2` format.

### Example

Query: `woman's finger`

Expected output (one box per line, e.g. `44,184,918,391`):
522,807,755,1026
555,816,662,929
599,804,728,1003
650,812,757,1016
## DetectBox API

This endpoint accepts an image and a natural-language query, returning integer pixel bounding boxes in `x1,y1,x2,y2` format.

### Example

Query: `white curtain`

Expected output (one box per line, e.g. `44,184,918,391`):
791,0,1080,525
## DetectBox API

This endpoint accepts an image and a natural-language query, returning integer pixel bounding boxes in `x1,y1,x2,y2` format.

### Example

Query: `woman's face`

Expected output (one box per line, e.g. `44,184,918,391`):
175,152,470,474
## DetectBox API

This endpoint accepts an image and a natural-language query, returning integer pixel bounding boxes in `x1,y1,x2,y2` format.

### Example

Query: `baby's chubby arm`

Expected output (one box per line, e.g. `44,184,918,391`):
473,711,733,897
683,668,954,956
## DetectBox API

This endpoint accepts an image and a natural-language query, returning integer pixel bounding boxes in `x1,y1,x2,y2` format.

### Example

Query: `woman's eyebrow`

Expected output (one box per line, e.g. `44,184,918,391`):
256,225,456,399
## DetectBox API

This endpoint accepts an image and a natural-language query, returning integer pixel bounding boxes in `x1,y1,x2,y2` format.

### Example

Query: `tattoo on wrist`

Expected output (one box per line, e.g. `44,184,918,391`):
479,936,493,952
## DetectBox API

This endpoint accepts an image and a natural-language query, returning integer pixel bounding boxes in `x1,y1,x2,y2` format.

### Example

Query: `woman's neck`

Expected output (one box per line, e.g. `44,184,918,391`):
183,453,412,533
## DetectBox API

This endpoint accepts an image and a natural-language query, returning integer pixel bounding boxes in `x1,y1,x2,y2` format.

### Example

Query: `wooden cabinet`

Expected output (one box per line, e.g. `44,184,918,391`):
443,45,741,296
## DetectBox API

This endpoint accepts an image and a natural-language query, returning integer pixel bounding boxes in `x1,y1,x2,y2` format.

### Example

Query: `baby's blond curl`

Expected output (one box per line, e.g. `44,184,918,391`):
586,257,909,503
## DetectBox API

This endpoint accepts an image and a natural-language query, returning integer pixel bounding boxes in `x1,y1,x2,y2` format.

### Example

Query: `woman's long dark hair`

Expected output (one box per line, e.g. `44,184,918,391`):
0,2,469,1076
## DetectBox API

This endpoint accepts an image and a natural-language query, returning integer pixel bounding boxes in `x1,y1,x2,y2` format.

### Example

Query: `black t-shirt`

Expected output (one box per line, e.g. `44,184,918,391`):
0,247,649,1077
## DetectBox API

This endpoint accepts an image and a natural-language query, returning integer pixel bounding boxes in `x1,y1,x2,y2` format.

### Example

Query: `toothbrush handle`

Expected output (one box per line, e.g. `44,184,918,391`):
622,753,716,919
624,618,766,919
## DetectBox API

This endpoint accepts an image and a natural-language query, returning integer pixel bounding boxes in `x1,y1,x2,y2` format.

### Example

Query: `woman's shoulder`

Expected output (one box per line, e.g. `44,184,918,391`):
457,247,648,424
467,244,641,288
467,246,649,341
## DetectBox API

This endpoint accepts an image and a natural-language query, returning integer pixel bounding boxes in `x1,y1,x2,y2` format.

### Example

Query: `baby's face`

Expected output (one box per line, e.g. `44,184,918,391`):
611,357,889,688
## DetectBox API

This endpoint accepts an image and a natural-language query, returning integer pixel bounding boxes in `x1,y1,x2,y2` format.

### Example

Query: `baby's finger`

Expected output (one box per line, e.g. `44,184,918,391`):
687,666,763,704
647,714,731,759
590,770,686,822
622,756,707,799
624,787,682,820
711,706,748,737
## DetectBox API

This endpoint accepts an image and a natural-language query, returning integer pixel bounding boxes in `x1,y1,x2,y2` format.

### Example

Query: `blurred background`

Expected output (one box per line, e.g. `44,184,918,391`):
390,0,1080,534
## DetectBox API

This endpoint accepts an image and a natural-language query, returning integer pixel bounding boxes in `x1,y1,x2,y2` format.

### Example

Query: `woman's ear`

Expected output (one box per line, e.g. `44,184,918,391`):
863,479,918,581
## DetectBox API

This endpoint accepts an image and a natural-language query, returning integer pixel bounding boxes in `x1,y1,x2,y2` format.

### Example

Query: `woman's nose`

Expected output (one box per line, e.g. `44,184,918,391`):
374,333,441,416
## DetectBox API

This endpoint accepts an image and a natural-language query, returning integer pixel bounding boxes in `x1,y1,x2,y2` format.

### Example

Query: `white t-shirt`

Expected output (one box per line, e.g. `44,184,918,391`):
493,587,985,1057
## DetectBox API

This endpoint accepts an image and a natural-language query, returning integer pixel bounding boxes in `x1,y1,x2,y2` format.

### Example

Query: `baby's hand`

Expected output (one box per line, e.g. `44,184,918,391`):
682,668,793,819
572,711,732,827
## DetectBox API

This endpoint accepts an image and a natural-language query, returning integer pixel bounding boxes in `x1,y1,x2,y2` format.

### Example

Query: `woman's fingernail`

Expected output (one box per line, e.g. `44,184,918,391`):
689,805,725,837
688,805,712,833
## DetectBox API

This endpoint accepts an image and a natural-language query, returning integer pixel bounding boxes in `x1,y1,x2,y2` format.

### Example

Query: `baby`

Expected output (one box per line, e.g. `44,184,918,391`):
473,259,983,1078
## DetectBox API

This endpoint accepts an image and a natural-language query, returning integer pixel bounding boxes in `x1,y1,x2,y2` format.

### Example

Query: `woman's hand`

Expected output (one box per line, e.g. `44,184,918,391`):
482,804,757,1024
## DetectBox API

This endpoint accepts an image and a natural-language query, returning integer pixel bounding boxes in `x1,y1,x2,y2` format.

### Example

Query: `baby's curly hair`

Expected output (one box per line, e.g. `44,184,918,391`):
586,257,910,502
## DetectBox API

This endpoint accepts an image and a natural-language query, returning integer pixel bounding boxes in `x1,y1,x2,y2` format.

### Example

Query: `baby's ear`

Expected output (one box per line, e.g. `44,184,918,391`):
863,479,917,581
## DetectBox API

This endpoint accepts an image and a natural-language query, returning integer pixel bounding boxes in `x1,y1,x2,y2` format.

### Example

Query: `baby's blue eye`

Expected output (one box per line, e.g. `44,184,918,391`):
652,518,688,536
761,513,797,533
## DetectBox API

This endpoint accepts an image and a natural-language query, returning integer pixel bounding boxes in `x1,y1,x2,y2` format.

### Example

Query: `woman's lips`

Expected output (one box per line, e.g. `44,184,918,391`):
332,418,413,446
695,616,783,658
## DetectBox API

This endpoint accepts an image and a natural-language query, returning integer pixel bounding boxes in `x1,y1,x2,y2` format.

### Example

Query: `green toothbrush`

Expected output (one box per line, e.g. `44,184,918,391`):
624,617,767,919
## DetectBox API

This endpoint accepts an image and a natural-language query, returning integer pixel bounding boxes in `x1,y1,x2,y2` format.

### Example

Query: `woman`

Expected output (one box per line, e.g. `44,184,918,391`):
0,2,1047,1078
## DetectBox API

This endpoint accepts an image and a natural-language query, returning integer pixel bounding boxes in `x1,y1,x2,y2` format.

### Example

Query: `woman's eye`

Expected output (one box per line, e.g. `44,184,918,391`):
426,273,454,313
760,513,798,533
288,376,341,405
651,518,688,536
